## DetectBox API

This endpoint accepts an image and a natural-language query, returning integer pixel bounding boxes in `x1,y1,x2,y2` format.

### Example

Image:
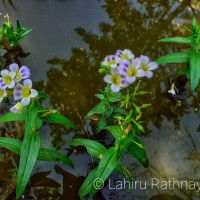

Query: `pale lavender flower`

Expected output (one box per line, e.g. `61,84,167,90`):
116,49,135,60
104,68,127,93
10,102,24,113
9,63,30,82
13,79,38,106
102,55,120,68
0,69,16,89
118,59,145,84
0,89,7,103
139,55,158,78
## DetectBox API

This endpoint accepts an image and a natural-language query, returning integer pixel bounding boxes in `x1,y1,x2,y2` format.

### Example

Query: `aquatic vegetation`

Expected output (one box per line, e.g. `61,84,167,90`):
156,18,200,91
0,14,32,52
70,49,157,198
0,63,75,199
100,49,158,93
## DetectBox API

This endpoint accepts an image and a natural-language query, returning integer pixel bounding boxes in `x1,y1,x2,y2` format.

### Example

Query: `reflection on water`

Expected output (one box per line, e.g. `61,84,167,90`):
0,0,200,199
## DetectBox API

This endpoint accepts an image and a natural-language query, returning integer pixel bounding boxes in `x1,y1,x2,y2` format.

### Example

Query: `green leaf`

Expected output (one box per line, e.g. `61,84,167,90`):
69,138,107,159
140,104,151,109
41,113,75,129
96,117,107,133
156,52,189,64
86,99,108,118
189,51,200,91
158,37,192,44
36,92,49,99
38,148,74,169
127,136,149,167
16,132,40,199
115,163,132,191
0,108,27,124
89,147,119,196
79,167,98,198
95,94,104,99
0,137,74,168
104,126,122,141
16,101,40,199
131,120,144,133
117,130,134,158
0,137,21,154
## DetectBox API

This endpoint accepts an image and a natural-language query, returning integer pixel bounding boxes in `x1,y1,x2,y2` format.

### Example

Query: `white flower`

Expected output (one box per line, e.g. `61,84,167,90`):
0,69,16,89
139,55,158,78
10,102,24,113
13,79,38,106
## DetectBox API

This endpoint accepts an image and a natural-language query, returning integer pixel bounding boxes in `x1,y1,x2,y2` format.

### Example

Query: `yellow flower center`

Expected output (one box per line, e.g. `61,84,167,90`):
108,60,117,66
121,54,129,60
4,75,12,85
21,86,31,98
127,66,137,76
15,72,22,80
111,74,121,86
0,90,4,97
141,63,149,72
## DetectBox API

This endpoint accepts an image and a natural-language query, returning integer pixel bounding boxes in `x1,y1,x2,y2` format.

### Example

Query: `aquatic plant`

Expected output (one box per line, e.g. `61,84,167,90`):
156,18,200,91
0,63,75,199
70,49,157,198
0,14,32,51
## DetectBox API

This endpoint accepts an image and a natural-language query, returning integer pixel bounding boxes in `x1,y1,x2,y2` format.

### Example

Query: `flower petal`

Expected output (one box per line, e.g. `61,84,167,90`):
9,71,16,79
8,80,15,89
0,83,7,90
21,98,31,106
1,70,9,77
30,89,38,98
140,55,149,64
104,75,112,83
14,91,22,100
126,76,136,84
23,79,32,88
145,71,153,78
111,85,120,93
9,63,19,72
132,58,141,69
20,66,30,79
148,62,158,70
137,69,145,77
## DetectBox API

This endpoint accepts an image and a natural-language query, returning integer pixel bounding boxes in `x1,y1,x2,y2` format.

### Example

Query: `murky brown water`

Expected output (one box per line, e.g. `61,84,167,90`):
0,0,200,199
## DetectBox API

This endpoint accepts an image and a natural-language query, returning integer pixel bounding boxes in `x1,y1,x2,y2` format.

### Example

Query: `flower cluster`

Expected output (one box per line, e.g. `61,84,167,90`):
102,49,158,93
0,63,38,113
